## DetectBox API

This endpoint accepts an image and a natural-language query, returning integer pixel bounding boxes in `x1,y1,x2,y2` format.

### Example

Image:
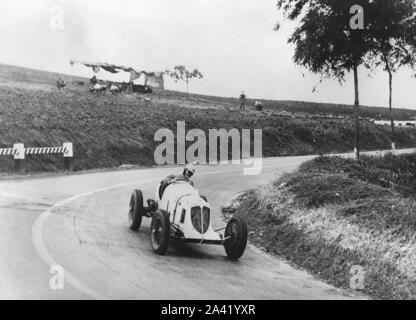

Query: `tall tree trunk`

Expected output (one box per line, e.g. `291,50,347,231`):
383,55,395,153
388,68,395,153
353,64,360,160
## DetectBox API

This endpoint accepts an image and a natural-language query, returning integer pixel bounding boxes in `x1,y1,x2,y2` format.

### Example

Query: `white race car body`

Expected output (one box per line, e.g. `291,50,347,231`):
128,175,248,259
156,181,222,243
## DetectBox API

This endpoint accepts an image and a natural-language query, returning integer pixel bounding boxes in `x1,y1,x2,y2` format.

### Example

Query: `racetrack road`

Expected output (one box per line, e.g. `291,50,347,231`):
2,150,411,300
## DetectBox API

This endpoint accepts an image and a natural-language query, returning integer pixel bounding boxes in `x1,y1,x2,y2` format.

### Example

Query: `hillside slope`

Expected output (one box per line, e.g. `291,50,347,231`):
0,63,416,173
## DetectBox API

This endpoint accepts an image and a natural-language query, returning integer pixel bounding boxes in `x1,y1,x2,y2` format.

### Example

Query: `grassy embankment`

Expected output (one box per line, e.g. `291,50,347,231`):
1,63,416,173
225,153,416,299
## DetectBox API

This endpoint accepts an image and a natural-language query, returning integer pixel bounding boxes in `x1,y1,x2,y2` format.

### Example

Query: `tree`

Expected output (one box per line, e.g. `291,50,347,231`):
165,66,203,98
365,0,416,153
276,0,416,159
276,0,381,159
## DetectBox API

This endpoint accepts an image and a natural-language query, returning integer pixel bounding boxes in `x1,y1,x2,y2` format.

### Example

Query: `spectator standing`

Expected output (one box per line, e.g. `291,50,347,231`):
90,75,97,86
56,77,65,89
239,91,247,111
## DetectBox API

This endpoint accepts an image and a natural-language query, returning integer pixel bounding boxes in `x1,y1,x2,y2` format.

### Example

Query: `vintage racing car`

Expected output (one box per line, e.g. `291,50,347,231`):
128,178,248,260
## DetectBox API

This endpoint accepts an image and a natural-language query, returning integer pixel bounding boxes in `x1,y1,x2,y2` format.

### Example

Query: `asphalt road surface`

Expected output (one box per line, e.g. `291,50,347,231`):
1,149,413,299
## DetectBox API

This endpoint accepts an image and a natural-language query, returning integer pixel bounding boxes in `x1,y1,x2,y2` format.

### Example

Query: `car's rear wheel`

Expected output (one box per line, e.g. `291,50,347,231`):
129,190,144,231
150,210,170,255
224,216,248,260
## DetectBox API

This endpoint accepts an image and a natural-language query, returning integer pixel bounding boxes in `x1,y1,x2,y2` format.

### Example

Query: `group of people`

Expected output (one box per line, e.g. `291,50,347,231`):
88,75,123,94
239,91,263,111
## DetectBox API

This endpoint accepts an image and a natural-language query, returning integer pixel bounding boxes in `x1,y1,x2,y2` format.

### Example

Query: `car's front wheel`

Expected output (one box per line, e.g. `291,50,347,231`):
129,190,144,231
150,210,170,255
224,216,248,260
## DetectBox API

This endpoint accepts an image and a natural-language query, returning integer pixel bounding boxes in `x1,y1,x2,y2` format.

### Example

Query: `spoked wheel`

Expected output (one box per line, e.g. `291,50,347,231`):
129,190,144,231
224,216,248,260
150,210,170,255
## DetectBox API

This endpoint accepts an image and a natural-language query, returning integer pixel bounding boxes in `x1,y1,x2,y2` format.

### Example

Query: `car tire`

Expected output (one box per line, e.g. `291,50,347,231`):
150,210,170,255
224,216,248,260
129,190,144,231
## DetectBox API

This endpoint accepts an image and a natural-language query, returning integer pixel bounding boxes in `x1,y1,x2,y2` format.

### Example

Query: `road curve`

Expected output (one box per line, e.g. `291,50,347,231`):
2,150,411,299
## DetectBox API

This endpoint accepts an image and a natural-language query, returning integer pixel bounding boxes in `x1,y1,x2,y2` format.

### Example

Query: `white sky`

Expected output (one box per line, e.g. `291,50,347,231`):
1,0,416,109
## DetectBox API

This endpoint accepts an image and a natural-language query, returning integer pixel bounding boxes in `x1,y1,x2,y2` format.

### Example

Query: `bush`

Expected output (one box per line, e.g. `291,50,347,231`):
299,153,416,197
284,171,394,207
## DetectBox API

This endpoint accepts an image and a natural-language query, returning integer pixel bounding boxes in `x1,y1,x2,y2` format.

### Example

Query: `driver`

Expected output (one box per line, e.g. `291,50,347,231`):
157,163,196,201
162,163,195,187
182,163,196,184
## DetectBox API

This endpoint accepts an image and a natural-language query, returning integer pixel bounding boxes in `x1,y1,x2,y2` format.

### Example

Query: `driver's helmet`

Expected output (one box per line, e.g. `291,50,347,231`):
183,163,196,178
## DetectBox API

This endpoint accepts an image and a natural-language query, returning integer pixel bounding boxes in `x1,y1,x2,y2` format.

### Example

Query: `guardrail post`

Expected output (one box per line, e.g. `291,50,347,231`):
63,142,73,171
13,143,25,172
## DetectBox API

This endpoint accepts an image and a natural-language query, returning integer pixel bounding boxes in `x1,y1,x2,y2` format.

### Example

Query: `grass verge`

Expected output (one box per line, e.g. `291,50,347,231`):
224,153,416,299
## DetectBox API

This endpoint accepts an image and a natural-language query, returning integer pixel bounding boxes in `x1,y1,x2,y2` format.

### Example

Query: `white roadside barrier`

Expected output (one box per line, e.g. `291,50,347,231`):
0,142,73,172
